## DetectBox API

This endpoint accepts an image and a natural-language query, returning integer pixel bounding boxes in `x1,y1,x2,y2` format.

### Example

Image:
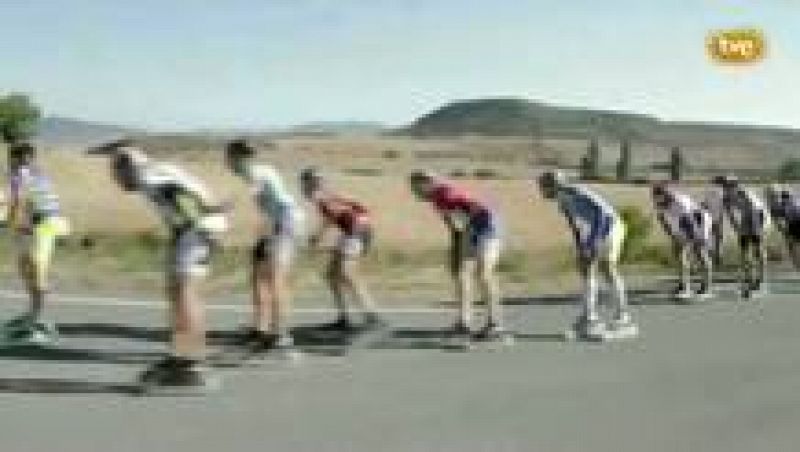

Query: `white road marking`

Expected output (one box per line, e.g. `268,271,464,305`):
0,290,454,314
2,274,788,316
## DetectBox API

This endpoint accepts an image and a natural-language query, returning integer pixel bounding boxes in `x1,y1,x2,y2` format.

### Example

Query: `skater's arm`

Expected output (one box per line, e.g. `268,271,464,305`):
725,205,742,236
561,206,591,263
656,212,676,242
564,212,582,249
441,210,470,273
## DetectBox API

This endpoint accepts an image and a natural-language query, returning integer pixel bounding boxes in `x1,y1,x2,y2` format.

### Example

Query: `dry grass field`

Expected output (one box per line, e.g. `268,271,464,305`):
0,136,788,304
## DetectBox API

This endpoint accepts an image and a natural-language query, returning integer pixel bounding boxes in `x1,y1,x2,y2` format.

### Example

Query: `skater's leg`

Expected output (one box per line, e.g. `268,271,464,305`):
251,242,271,334
337,230,380,323
789,239,800,270
581,258,601,322
711,222,724,267
676,242,692,295
24,225,58,322
325,253,349,322
694,245,713,294
168,273,207,360
167,232,211,361
5,226,60,344
739,235,755,295
476,237,502,328
267,243,293,337
252,237,294,336
450,230,473,328
754,236,766,289
605,221,629,320
340,255,378,319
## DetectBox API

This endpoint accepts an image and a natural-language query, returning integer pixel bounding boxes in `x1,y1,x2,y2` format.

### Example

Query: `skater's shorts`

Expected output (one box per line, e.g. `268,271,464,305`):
168,228,213,278
17,215,70,288
739,210,768,238
677,210,712,248
335,225,373,258
253,204,304,267
448,210,503,271
270,203,305,238
466,209,502,258
253,234,297,268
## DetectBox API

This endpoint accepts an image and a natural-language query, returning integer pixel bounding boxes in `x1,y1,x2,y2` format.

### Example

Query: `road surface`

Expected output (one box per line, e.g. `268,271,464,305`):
0,278,798,452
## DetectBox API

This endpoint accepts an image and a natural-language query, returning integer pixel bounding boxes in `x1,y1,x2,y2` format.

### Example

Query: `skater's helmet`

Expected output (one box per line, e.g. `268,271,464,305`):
408,170,438,198
111,146,150,191
224,138,256,173
651,181,673,207
712,174,739,190
225,139,255,159
7,142,36,167
299,166,324,198
537,170,566,199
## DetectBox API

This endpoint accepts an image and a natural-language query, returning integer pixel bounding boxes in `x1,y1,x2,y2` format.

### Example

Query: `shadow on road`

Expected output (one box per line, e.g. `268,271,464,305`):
51,321,591,358
58,323,167,343
366,327,566,350
0,377,138,395
57,323,361,351
0,346,161,365
503,288,670,307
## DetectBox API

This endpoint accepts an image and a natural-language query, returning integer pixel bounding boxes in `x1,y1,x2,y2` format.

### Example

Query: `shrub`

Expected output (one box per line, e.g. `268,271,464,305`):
344,168,383,177
135,229,163,251
618,205,653,263
382,149,401,160
496,250,528,274
473,168,503,180
778,159,800,181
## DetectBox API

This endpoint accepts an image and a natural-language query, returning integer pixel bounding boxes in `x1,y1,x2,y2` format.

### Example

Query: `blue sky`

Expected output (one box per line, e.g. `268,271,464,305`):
0,0,797,130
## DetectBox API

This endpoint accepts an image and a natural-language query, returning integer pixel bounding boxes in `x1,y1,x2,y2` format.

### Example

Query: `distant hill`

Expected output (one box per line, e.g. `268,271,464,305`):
36,116,136,146
33,117,385,147
283,121,385,136
405,98,800,149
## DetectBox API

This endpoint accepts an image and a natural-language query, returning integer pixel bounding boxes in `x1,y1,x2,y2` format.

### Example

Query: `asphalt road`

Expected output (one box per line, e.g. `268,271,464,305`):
0,279,799,452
